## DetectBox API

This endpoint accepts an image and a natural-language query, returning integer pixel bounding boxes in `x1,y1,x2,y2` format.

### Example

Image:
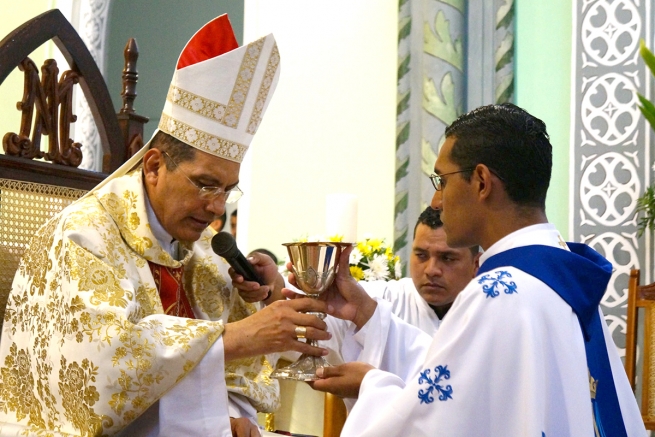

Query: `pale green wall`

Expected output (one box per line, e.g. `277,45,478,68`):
515,0,572,236
106,1,244,141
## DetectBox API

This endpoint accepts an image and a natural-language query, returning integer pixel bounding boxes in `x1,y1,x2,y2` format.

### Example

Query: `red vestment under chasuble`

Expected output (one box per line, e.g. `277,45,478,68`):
148,262,196,319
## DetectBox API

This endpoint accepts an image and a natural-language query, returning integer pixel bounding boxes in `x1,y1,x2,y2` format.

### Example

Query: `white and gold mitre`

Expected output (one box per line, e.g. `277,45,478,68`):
158,14,280,163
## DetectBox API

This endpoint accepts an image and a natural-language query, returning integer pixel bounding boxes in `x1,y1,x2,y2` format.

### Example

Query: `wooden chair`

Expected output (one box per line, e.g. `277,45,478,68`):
0,9,148,333
625,268,655,429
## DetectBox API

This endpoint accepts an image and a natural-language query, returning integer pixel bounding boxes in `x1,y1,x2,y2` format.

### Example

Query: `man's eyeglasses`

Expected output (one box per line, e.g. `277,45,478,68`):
429,168,475,191
162,151,243,203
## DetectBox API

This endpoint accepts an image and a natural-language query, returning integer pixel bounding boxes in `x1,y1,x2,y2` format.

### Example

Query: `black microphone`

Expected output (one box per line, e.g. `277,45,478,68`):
211,232,265,285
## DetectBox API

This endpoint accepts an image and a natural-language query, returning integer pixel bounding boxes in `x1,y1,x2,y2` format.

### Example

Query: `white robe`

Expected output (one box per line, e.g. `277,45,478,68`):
323,277,441,367
340,224,646,437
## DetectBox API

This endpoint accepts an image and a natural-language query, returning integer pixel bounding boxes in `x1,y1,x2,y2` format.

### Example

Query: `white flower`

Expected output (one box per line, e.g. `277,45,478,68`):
394,259,402,280
213,106,225,120
240,69,253,81
363,254,390,281
228,144,239,157
207,138,219,150
190,98,204,111
349,248,363,265
185,129,198,143
233,91,245,103
307,234,325,242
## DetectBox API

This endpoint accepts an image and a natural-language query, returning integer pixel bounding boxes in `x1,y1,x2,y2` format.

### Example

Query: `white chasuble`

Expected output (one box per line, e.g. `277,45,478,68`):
340,224,645,437
0,170,278,436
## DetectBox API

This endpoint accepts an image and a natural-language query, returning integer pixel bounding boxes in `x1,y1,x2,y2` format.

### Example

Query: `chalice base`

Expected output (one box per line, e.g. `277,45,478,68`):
271,353,331,381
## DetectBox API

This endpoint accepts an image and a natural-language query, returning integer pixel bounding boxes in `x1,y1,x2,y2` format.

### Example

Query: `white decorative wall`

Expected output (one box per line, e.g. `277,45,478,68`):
570,0,653,354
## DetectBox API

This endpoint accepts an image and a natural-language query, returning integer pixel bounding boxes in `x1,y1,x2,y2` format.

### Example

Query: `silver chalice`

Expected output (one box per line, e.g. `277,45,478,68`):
271,241,351,381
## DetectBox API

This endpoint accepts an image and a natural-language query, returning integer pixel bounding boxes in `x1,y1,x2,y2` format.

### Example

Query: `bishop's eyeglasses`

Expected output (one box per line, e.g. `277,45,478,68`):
163,151,243,203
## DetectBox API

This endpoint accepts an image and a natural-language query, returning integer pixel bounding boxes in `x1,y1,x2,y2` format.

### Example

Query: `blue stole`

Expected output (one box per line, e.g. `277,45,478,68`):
477,243,627,437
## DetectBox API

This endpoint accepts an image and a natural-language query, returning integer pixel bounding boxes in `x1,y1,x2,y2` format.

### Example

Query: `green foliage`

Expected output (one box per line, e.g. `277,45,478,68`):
637,186,655,236
636,40,655,236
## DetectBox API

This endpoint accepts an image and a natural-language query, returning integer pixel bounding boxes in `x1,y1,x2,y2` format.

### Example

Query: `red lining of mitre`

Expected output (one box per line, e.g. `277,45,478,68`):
176,14,239,70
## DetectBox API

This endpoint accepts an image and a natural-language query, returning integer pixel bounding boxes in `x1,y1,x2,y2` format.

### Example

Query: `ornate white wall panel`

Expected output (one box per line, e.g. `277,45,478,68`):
571,0,652,355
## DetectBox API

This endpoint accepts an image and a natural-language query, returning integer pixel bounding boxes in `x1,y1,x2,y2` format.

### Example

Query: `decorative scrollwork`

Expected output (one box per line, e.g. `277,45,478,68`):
580,152,639,226
586,232,638,308
580,73,640,146
581,0,640,67
2,57,83,167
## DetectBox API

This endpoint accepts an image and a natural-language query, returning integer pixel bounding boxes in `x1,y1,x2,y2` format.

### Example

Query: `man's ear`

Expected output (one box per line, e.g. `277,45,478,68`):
473,164,494,201
142,149,164,185
472,251,482,276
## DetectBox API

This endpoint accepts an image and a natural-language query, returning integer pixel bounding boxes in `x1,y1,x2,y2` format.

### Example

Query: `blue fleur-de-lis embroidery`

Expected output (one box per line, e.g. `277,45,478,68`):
478,270,517,298
417,365,453,404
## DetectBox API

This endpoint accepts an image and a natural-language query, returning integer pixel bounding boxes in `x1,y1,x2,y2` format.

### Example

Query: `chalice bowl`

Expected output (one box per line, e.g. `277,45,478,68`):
271,241,351,381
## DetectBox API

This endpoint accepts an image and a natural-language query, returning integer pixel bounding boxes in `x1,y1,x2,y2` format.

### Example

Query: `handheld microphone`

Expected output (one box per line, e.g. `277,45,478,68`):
211,232,265,285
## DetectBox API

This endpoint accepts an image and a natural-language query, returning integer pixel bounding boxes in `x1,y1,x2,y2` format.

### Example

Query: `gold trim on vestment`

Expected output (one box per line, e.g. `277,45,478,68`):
158,114,248,163
247,42,280,134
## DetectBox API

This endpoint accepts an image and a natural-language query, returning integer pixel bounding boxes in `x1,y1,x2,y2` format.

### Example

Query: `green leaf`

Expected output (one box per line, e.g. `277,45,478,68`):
395,192,409,216
396,122,410,149
496,76,514,104
496,48,513,72
638,93,655,132
398,54,411,80
399,0,409,9
397,91,410,114
398,17,411,42
396,157,410,181
393,229,408,253
640,39,655,79
496,1,514,30
637,185,655,236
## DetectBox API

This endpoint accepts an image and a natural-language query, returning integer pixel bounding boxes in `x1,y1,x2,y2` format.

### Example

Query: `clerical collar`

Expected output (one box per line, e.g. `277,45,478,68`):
144,190,178,259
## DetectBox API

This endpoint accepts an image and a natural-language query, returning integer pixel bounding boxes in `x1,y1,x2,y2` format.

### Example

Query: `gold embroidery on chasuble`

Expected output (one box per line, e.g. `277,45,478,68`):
0,170,226,435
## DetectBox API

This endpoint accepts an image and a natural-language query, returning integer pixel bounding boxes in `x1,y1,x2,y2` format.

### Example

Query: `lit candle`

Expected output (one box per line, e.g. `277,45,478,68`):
325,193,358,243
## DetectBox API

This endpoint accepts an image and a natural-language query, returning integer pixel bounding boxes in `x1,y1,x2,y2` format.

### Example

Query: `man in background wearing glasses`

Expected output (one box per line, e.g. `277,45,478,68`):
0,15,330,437
303,103,645,436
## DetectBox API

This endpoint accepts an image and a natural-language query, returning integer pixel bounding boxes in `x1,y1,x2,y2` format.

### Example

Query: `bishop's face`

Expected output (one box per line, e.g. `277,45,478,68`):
430,137,480,249
145,149,240,243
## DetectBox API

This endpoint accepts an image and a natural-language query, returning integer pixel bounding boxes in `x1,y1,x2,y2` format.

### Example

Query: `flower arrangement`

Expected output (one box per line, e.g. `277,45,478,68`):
349,236,402,282
288,234,402,282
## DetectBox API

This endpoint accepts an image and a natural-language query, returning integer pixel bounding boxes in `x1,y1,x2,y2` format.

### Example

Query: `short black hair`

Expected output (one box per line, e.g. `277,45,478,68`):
413,206,443,238
413,207,478,256
151,131,196,167
445,103,552,209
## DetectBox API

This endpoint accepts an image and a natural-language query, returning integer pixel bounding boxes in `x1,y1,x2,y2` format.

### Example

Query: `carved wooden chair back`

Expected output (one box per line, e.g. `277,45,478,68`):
625,268,655,429
0,9,148,333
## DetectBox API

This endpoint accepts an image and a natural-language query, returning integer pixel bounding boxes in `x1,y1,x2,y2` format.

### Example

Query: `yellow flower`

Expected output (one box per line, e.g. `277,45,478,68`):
328,234,343,242
368,239,383,251
350,266,365,281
